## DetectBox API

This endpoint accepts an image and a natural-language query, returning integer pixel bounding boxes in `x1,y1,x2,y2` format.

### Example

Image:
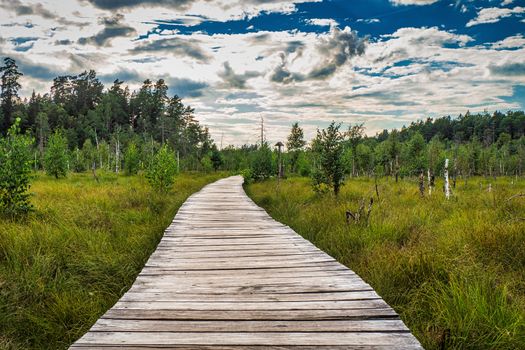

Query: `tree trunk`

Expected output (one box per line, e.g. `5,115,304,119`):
444,159,450,200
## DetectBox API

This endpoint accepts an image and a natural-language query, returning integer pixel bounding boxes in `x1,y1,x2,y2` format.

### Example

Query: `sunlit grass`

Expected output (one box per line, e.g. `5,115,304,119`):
0,171,224,349
247,176,525,350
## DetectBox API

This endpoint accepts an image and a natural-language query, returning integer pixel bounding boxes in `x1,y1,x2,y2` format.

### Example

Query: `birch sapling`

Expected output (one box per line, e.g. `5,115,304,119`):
444,158,450,199
419,171,425,197
427,169,431,195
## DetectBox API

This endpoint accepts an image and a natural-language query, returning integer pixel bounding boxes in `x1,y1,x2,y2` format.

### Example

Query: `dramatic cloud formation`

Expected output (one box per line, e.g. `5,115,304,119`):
78,14,136,46
83,0,321,21
0,0,523,145
270,27,367,83
218,62,260,89
130,36,211,63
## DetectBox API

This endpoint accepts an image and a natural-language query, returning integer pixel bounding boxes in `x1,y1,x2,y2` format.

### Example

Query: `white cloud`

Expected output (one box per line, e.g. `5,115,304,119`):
466,6,525,27
305,18,338,27
357,18,380,24
491,34,525,49
0,1,523,146
501,0,514,5
390,0,439,6
82,0,323,22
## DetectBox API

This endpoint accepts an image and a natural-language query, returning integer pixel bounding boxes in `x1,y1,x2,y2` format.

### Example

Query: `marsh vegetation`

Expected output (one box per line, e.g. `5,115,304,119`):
0,172,223,349
247,176,525,349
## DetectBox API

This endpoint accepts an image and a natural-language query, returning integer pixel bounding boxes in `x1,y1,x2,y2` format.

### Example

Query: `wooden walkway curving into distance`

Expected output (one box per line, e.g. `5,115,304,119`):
71,176,422,349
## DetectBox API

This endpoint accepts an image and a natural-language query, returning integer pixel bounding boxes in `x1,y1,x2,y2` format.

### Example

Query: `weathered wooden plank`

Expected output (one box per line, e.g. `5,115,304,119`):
102,308,399,321
146,254,332,262
132,276,366,287
119,291,381,302
138,265,350,275
111,299,390,311
146,251,330,259
74,331,421,347
143,261,345,270
70,176,422,349
137,271,356,279
89,319,409,333
71,346,418,350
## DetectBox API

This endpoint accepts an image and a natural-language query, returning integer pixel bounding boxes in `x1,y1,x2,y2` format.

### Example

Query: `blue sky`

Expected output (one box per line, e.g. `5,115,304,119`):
0,0,524,145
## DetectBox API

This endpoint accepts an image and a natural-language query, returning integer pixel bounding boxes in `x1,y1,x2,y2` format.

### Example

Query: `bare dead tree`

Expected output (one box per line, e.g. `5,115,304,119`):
346,197,374,225
92,161,99,183
419,171,425,197
374,175,380,200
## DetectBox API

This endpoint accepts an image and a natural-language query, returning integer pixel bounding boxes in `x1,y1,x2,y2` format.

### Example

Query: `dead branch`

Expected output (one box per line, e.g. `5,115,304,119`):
346,197,374,225
92,162,100,183
505,193,525,202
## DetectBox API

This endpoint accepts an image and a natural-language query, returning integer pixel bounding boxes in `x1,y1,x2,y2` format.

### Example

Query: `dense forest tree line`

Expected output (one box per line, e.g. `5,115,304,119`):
234,110,525,194
2,55,525,195
0,57,215,173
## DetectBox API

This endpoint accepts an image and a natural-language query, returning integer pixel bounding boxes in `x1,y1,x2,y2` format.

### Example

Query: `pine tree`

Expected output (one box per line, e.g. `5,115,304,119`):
0,57,23,134
286,122,306,173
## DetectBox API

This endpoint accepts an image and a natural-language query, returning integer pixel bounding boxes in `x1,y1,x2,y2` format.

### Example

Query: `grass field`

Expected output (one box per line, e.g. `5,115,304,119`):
0,171,224,349
246,176,525,350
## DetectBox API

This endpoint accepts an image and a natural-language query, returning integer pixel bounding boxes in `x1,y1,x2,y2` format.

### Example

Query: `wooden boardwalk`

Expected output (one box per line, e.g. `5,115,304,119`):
71,176,422,349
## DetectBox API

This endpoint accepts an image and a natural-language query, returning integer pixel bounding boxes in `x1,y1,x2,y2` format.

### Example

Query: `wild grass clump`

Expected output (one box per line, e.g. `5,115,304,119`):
246,176,525,349
0,171,223,349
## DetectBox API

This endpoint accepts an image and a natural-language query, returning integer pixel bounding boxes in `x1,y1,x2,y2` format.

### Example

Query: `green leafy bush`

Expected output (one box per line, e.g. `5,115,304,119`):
310,168,330,194
200,155,213,173
71,147,87,172
124,142,140,175
311,122,345,195
44,130,68,179
0,118,34,216
146,144,178,193
210,147,224,171
250,142,274,181
240,168,252,184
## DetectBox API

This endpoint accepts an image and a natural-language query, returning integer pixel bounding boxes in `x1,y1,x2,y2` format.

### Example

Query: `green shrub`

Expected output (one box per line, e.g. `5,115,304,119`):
251,142,274,181
124,142,140,175
310,168,330,194
311,122,345,195
81,139,96,170
146,144,178,193
44,130,68,179
296,152,312,177
210,147,223,171
0,118,34,216
240,168,252,184
200,155,213,172
71,147,86,173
